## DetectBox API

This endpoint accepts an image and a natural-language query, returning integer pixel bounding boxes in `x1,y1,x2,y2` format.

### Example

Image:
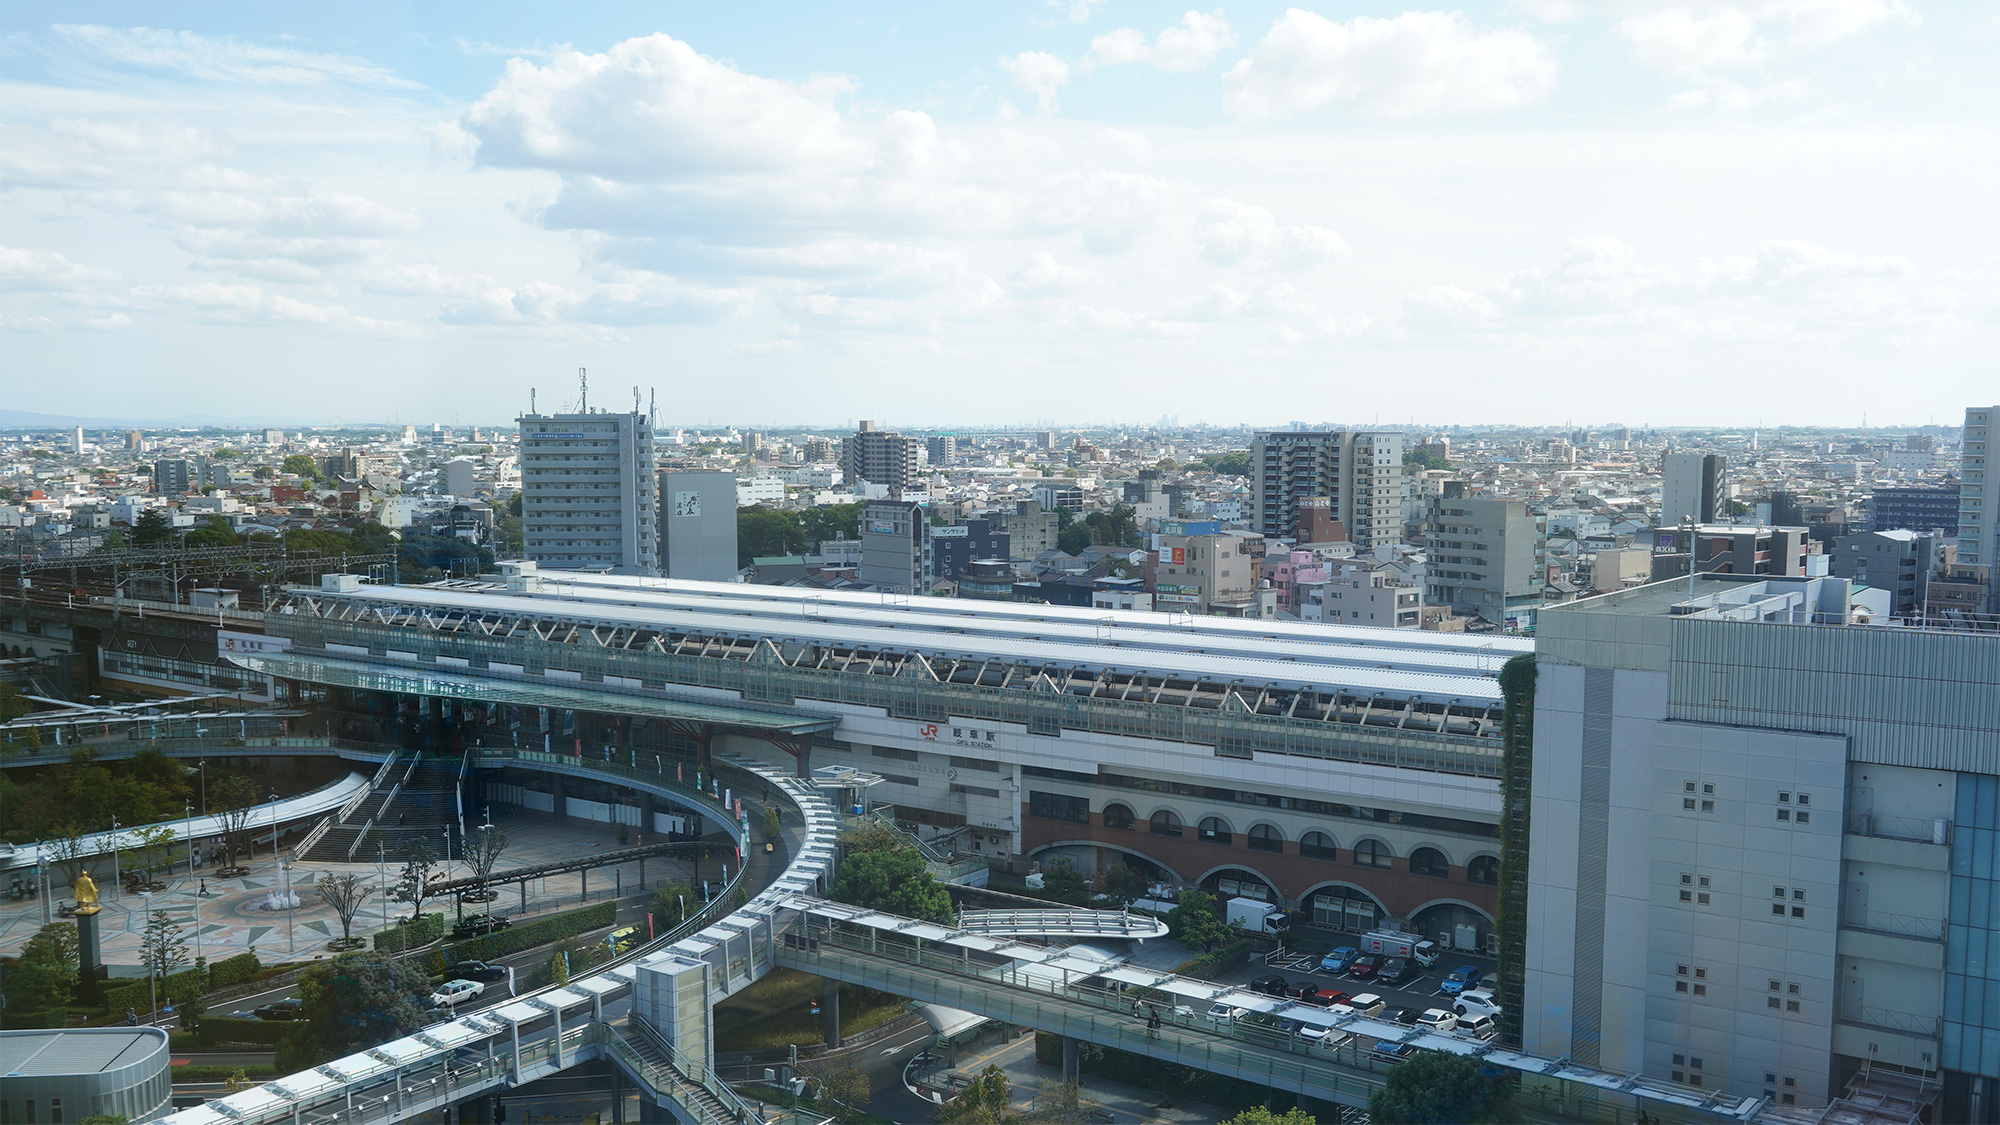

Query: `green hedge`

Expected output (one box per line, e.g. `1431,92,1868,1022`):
374,913,445,953
1172,939,1251,978
209,952,263,990
442,902,616,963
197,1016,291,1047
172,1064,279,1083
1,1006,68,1029
102,967,203,1016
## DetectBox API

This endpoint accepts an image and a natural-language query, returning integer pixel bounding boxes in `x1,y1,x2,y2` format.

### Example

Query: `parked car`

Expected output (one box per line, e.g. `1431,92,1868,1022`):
1453,989,1502,1019
1371,1042,1419,1066
252,999,301,1021
452,914,512,939
429,979,484,1008
448,960,509,983
1205,1002,1246,1025
1341,993,1387,1018
1310,989,1352,1008
1379,957,1417,985
1382,1007,1422,1027
1348,954,1383,979
1440,966,1484,996
1456,1013,1498,1040
1249,974,1291,996
609,926,639,953
1320,946,1360,973
1290,980,1323,1001
1415,1008,1459,1033
1312,1028,1356,1051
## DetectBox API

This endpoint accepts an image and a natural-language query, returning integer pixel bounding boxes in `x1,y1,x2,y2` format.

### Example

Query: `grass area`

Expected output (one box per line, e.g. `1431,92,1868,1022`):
172,1065,279,1082
712,968,910,1051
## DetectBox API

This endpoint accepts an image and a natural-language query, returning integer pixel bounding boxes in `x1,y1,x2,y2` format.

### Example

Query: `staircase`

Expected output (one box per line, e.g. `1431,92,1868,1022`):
611,1018,745,1125
307,751,399,862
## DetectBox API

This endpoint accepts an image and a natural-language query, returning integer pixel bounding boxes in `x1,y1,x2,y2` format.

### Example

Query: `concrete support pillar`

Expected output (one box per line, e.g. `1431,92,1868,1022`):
1062,1035,1079,1082
551,774,567,818
822,978,842,1048
612,1066,626,1125
637,1094,670,1125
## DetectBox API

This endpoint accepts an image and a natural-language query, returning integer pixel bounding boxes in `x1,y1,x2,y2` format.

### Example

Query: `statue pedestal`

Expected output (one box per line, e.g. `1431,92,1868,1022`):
76,908,110,1002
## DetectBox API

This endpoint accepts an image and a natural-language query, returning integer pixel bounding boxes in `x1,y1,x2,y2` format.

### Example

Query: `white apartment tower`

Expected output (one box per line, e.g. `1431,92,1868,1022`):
518,408,658,574
1959,406,1999,614
1250,430,1404,549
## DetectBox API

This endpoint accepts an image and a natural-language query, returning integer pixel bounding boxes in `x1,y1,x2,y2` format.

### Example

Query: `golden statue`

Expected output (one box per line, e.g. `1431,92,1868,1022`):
73,872,101,914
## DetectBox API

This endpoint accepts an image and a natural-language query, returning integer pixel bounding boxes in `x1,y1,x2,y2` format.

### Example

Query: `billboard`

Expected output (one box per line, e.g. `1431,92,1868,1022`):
930,525,969,538
868,520,897,535
1170,547,1186,565
1157,593,1200,605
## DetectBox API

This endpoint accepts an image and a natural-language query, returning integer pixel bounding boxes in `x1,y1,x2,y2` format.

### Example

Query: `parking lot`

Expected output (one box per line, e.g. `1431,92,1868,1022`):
1217,942,1503,1034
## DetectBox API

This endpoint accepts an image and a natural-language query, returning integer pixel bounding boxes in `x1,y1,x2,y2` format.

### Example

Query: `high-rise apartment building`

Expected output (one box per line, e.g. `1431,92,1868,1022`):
1250,430,1404,549
1871,485,1961,536
842,421,919,490
859,499,930,593
153,458,193,496
801,436,835,463
925,435,957,467
1527,573,2000,1119
1829,529,1949,617
1958,406,1999,614
1425,485,1547,629
1662,452,1728,525
658,470,739,583
518,409,658,574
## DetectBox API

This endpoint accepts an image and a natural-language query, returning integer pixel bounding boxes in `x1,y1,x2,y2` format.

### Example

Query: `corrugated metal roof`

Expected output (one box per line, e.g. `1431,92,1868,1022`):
0,1028,166,1074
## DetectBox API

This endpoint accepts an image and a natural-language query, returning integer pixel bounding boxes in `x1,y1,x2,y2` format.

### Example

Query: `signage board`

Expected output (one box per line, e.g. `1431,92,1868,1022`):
218,631,290,656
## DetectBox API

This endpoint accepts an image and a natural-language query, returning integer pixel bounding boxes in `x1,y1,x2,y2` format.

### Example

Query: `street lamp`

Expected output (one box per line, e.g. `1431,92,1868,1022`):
110,816,121,897
197,758,207,817
268,790,279,867
185,802,195,878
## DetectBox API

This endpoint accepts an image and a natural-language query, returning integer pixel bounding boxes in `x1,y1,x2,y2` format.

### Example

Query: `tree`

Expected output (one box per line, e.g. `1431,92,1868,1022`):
141,909,191,987
464,823,510,882
836,819,907,855
1402,448,1451,472
737,506,806,567
224,1070,254,1094
212,774,260,872
120,824,178,888
800,1056,871,1122
3,922,80,1011
548,949,570,986
1024,1077,1094,1124
316,874,375,946
1083,504,1140,548
170,956,209,1030
1199,450,1251,476
1037,856,1090,906
1056,523,1092,555
393,837,441,920
0,682,31,722
276,954,431,1071
1156,457,1179,471
1167,889,1231,951
1097,862,1141,905
937,1063,1010,1124
281,454,321,481
46,824,100,891
1723,498,1750,518
103,530,128,551
762,806,782,841
1221,1110,1317,1125
651,880,694,927
828,847,951,923
212,447,240,459
799,502,864,545
1368,1050,1519,1124
184,515,242,548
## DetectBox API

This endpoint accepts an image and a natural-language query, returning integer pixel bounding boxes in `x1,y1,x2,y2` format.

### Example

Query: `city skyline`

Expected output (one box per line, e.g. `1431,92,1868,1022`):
4,1,1995,425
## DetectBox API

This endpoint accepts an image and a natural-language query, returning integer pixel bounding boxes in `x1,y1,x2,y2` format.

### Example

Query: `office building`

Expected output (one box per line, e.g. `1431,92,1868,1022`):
1299,564,1422,628
1960,406,1999,614
1651,525,1820,581
926,435,958,467
842,421,919,491
1526,573,2000,1118
802,436,835,463
658,470,740,582
1031,485,1084,514
153,458,193,496
518,408,658,575
989,500,1059,561
1662,452,1728,525
1829,529,1949,617
1425,485,1547,629
1251,430,1404,550
929,519,1008,583
1154,530,1274,618
443,456,478,498
1871,484,1961,536
859,499,931,593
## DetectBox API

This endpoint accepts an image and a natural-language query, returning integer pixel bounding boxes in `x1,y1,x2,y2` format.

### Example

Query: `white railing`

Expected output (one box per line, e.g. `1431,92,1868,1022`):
293,816,334,861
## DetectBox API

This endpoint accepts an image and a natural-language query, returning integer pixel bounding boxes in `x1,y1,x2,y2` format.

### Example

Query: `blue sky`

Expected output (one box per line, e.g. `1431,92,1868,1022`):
2,1,1994,428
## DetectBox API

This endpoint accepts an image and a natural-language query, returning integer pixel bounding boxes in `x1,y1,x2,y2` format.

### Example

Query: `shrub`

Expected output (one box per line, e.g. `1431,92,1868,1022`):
171,1064,279,1083
441,902,615,963
1,1006,69,1029
208,953,262,990
197,1016,290,1047
374,914,445,953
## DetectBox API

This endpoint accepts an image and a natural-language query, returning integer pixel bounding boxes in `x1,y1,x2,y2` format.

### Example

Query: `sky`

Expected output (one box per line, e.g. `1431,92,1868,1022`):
1,1,1995,430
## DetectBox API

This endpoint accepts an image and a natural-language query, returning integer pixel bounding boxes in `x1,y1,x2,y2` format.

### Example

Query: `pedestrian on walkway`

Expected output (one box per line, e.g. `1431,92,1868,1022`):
1132,999,1143,1018
125,1008,137,1026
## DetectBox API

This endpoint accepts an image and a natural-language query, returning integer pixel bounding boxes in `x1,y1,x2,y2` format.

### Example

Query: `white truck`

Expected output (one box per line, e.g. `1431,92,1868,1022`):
1359,929,1440,967
1226,897,1290,934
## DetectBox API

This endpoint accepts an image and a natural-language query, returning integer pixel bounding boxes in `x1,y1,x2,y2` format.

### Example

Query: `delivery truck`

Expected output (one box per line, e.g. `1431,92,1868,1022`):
1227,897,1291,934
1359,929,1440,967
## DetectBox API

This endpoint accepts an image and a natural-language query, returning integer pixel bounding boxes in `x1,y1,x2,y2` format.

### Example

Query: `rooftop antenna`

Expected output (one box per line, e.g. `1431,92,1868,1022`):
649,387,657,429
632,385,641,417
530,388,536,415
579,368,588,413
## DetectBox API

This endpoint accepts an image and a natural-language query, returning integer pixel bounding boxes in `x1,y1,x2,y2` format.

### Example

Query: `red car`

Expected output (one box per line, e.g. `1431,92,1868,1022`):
1348,954,1383,979
1311,989,1352,1008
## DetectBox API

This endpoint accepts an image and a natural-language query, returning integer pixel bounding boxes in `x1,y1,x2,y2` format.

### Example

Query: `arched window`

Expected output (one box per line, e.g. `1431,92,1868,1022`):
1102,803,1135,830
1300,831,1338,860
1247,823,1284,853
1353,838,1392,868
1467,855,1500,885
1197,816,1232,844
1410,846,1450,878
1150,810,1183,836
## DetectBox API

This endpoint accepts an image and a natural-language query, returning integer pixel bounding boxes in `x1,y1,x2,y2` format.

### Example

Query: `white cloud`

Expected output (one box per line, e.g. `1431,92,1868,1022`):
439,278,752,328
0,245,112,290
1223,10,1558,118
1194,198,1348,270
51,25,420,88
1000,52,1071,114
1008,251,1098,297
1617,9,1766,73
1088,11,1237,73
